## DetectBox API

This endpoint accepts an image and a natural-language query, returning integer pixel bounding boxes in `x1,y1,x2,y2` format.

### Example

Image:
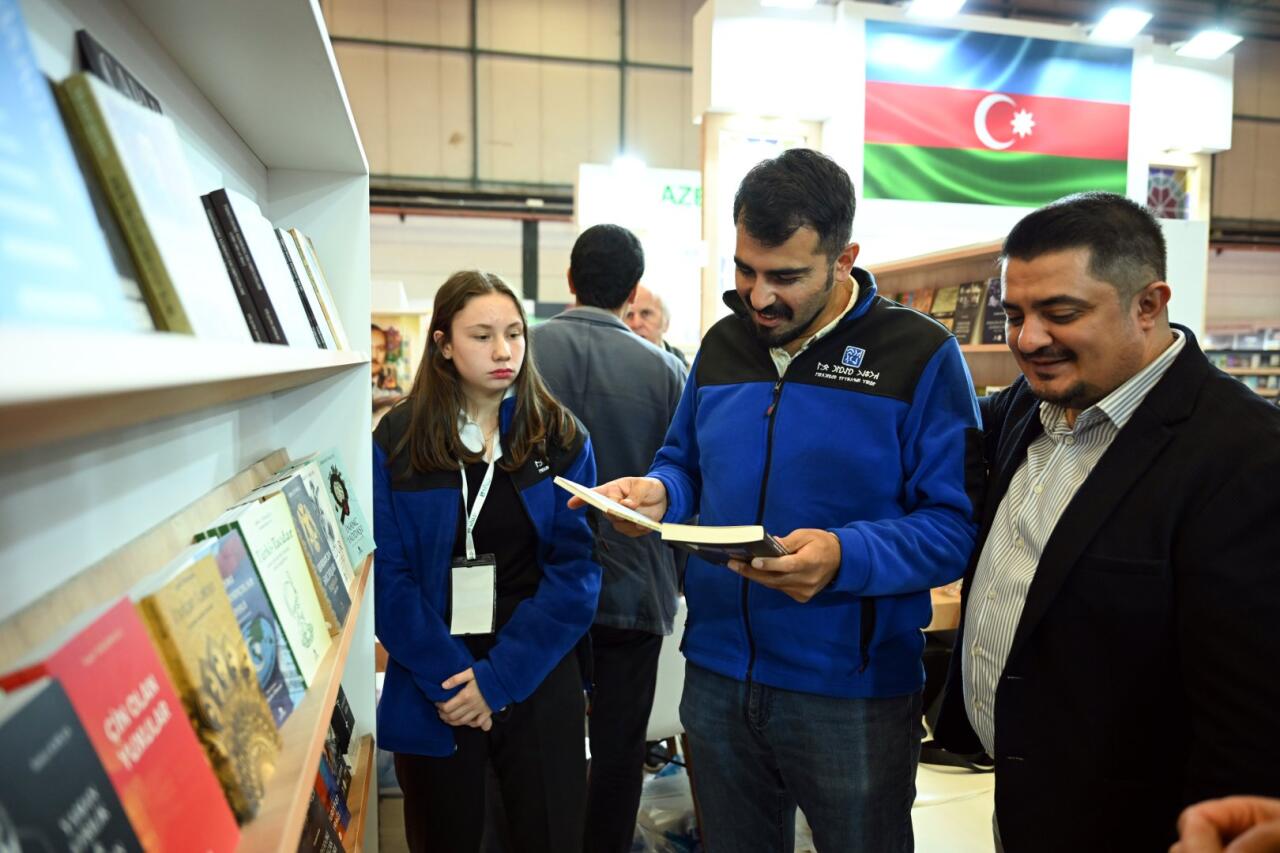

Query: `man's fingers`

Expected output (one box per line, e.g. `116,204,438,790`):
1229,822,1280,853
1174,813,1225,853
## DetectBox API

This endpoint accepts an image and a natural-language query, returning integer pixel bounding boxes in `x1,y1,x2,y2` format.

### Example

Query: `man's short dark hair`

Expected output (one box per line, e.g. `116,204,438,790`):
1002,191,1167,303
570,224,645,310
733,148,855,261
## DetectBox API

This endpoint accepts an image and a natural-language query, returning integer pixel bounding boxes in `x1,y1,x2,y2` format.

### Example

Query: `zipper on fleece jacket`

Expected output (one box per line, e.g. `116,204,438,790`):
743,376,785,683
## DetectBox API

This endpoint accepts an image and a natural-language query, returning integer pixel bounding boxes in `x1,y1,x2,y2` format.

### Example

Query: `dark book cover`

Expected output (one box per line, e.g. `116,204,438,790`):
284,476,351,628
275,227,327,348
951,281,986,345
203,194,267,342
76,29,162,113
332,685,355,755
297,792,344,853
980,276,1008,345
206,188,287,344
0,678,143,853
210,528,306,726
314,760,350,835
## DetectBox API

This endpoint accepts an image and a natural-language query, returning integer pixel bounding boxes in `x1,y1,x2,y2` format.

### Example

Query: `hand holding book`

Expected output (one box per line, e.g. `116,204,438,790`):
556,476,788,566
726,528,843,604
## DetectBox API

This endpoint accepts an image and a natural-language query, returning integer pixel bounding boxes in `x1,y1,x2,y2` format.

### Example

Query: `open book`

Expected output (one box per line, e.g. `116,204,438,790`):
554,477,788,565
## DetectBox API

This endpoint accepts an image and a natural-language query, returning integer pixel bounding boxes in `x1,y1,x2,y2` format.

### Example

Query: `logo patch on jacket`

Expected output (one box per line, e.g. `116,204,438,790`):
842,345,866,368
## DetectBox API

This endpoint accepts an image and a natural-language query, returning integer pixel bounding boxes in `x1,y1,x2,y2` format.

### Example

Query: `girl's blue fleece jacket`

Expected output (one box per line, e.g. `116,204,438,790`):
650,272,982,699
372,397,600,756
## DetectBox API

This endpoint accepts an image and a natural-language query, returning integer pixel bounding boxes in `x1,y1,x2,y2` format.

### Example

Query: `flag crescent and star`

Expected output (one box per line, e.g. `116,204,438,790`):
862,20,1132,206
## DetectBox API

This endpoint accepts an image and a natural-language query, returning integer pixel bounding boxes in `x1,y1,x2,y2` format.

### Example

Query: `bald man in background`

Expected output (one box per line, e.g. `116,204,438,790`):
625,285,689,365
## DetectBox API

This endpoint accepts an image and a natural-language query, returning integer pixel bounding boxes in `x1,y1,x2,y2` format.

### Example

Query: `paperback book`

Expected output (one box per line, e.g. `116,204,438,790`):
554,477,788,564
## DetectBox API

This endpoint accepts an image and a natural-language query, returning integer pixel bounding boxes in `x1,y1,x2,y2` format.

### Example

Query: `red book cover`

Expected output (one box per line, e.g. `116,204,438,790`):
0,598,240,852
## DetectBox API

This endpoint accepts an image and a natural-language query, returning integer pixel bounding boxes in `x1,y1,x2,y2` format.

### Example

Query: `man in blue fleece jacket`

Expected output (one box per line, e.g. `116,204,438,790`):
582,149,982,851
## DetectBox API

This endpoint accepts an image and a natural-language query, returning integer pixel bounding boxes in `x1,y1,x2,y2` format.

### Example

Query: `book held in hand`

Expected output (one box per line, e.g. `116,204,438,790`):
553,477,789,565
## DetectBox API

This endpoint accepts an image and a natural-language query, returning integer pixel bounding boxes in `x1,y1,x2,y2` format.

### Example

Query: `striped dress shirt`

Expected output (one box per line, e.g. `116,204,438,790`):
963,330,1185,757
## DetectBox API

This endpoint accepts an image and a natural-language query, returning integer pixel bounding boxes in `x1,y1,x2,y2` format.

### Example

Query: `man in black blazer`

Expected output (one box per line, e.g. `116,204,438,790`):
934,192,1280,852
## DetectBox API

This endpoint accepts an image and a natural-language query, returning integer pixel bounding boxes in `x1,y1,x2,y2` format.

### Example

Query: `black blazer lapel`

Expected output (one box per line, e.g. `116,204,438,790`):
1004,330,1209,663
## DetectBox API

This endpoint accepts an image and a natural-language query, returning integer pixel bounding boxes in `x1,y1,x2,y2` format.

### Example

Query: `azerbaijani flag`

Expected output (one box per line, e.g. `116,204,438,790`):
863,21,1132,206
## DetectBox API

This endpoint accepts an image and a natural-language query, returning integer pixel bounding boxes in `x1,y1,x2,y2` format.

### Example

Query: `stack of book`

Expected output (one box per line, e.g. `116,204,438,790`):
0,0,349,349
885,277,1007,346
0,449,374,850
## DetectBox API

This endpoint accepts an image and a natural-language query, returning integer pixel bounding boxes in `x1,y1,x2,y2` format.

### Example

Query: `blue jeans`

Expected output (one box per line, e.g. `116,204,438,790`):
680,664,923,853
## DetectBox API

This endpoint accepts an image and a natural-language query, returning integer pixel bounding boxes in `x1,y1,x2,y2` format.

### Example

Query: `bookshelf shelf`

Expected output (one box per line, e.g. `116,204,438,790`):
240,554,373,853
342,734,376,853
1223,367,1280,376
0,331,369,453
868,244,1018,389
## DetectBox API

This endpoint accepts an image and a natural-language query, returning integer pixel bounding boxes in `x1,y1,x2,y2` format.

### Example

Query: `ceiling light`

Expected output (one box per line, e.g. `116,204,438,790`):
761,0,817,8
1089,7,1152,43
906,0,967,19
1175,29,1243,59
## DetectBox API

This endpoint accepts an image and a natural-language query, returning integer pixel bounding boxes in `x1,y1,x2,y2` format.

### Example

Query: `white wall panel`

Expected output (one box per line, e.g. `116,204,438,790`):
626,68,698,169
477,0,620,60
326,0,469,45
334,43,390,173
387,50,472,178
628,0,700,66
478,58,620,184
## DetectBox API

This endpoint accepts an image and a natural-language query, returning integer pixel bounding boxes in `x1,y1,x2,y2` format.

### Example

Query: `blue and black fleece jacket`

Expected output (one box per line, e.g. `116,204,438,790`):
372,396,601,756
650,269,982,699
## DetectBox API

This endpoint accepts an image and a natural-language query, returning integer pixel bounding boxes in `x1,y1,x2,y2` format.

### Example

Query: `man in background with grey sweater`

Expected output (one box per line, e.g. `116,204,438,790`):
531,224,687,852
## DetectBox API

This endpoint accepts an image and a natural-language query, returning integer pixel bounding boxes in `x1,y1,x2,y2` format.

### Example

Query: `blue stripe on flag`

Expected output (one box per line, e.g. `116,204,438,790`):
865,20,1132,104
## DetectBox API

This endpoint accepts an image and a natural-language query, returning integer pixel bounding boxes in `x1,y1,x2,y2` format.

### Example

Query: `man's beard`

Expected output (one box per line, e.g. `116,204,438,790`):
1022,347,1098,410
745,267,834,348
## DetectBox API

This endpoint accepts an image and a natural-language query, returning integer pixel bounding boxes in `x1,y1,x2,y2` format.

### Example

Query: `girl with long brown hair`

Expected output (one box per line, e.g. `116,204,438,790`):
372,271,601,852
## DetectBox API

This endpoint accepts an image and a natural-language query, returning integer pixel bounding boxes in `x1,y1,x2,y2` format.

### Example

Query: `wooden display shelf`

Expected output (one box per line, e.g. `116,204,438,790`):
342,734,376,853
240,554,373,853
0,330,368,453
1223,367,1280,376
867,241,1002,292
960,344,1009,353
1255,388,1280,398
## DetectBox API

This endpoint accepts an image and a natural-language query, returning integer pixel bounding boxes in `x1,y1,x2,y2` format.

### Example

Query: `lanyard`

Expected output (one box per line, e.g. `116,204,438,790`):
459,440,498,561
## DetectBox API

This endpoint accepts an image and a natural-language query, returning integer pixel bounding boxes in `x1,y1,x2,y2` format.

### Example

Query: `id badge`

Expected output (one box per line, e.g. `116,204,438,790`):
450,554,496,636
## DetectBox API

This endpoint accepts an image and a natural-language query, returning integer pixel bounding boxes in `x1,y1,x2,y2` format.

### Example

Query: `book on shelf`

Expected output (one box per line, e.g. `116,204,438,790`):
322,722,353,799
0,0,139,331
299,790,344,853
277,227,334,348
202,193,269,343
331,684,356,755
274,461,358,589
237,473,352,633
291,228,352,350
951,281,986,345
273,450,376,569
554,477,789,564
911,288,935,315
210,527,307,726
55,72,253,341
75,29,162,114
314,756,351,836
979,276,1007,345
929,285,960,330
220,187,322,348
132,541,283,823
196,494,334,685
0,598,240,852
0,678,143,853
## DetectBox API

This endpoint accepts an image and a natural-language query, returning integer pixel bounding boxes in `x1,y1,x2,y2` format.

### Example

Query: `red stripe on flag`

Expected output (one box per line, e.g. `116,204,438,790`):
865,81,1129,161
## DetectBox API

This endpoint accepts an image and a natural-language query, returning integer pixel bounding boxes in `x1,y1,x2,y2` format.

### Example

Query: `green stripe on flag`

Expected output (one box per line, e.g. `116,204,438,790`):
864,144,1128,206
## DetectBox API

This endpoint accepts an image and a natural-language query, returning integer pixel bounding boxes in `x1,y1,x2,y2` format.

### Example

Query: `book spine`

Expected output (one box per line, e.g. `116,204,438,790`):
57,76,192,334
76,30,163,114
303,234,350,349
203,195,266,342
276,228,326,348
209,191,287,344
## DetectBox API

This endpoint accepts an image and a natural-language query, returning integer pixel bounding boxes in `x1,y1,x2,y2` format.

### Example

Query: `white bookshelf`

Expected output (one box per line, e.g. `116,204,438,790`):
1,0,375,849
